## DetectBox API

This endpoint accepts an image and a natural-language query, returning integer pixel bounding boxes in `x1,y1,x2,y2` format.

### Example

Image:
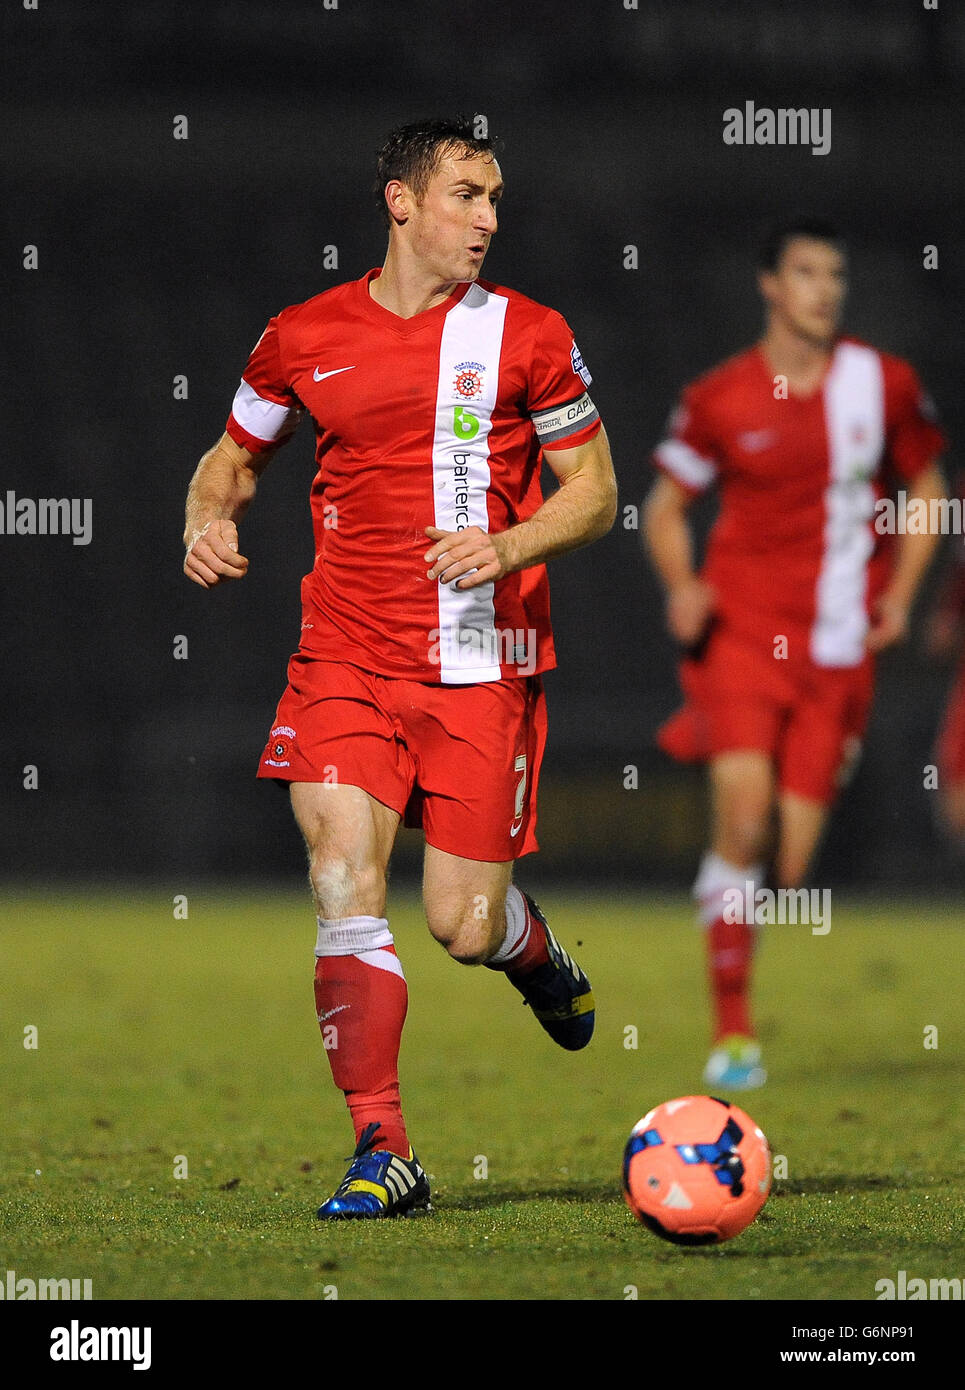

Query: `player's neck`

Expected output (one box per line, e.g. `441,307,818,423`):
369,248,463,320
760,321,835,396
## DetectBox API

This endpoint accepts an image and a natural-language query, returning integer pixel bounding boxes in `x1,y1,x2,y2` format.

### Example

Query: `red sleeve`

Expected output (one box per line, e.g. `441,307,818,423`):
526,309,602,451
225,315,303,454
651,382,720,496
883,356,946,482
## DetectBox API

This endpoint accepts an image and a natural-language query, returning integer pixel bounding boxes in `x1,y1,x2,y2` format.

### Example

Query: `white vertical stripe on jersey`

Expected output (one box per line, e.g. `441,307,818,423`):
431,283,509,684
811,342,885,667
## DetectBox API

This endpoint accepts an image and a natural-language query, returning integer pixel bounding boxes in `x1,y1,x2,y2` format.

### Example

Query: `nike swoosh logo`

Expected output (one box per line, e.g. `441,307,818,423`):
313,365,356,382
509,821,523,838
316,1004,351,1023
738,429,778,451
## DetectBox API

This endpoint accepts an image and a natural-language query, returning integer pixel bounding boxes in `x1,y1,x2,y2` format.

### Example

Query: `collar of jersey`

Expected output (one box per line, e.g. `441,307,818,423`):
357,268,474,335
754,335,846,402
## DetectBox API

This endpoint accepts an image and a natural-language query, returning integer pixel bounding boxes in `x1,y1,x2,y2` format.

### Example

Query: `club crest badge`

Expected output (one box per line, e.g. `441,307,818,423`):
265,724,297,768
453,361,485,399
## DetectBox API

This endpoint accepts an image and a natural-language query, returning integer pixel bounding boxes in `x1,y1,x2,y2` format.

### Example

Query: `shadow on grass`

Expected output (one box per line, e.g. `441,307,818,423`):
440,1170,946,1213
440,1182,620,1211
771,1174,943,1196
783,1055,962,1083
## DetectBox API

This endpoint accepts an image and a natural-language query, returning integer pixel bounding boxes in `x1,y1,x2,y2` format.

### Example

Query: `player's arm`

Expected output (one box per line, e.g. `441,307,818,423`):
424,426,617,589
641,472,715,646
867,460,946,652
183,431,277,588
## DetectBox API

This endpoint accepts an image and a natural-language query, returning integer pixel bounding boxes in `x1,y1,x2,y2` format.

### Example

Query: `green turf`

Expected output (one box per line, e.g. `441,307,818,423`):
0,889,962,1300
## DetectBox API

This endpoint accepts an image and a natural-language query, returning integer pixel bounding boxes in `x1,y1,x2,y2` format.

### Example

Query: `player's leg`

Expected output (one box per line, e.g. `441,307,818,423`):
660,628,786,1084
774,791,829,889
708,749,776,867
257,656,434,1217
291,781,431,1219
291,781,406,1150
698,749,775,1089
293,779,398,917
775,661,872,892
411,674,594,1050
421,844,595,1050
420,847,514,963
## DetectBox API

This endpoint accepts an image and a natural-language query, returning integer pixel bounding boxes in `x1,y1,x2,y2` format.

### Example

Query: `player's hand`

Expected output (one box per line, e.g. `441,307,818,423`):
184,519,249,588
865,589,910,652
666,577,715,646
424,525,510,590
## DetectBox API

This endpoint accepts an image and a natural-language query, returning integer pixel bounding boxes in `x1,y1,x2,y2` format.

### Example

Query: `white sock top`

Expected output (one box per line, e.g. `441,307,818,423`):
315,915,393,957
486,884,530,965
693,854,764,928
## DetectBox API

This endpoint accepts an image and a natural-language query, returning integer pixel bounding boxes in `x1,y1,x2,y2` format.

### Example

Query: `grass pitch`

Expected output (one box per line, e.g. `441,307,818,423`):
0,888,962,1301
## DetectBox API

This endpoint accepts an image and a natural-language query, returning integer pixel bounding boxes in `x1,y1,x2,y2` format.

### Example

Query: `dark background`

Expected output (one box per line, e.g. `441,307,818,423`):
3,0,963,890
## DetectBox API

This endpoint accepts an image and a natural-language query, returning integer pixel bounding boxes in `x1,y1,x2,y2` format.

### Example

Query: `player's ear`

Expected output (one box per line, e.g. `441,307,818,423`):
384,179,409,227
757,270,777,307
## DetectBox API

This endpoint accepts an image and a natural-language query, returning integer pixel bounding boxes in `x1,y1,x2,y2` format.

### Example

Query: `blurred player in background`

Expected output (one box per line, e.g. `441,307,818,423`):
643,217,946,1089
925,473,965,845
183,118,616,1217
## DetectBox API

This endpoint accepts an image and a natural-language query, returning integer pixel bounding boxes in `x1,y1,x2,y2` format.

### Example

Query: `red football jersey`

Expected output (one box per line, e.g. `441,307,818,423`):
653,338,946,667
226,269,602,683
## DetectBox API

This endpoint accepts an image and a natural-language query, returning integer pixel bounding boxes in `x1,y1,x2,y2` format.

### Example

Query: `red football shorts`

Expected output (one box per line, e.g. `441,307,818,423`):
936,660,965,786
257,654,548,861
657,622,874,805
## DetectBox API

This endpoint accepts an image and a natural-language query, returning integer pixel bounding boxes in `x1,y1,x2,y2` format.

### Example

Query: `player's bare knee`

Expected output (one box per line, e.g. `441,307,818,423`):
428,898,506,965
741,806,774,858
446,935,490,966
717,817,770,868
309,854,384,920
431,918,489,965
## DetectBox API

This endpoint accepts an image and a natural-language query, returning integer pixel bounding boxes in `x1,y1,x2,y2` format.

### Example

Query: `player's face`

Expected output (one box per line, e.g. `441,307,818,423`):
405,149,503,283
760,238,847,347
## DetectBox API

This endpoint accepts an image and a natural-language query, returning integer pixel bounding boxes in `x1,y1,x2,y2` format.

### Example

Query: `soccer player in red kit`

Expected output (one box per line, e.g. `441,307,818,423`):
182,119,617,1217
643,217,946,1089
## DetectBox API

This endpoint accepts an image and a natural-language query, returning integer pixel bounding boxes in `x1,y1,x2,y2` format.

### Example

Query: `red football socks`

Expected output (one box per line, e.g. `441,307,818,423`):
485,884,550,977
694,854,761,1042
313,942,410,1157
706,914,755,1041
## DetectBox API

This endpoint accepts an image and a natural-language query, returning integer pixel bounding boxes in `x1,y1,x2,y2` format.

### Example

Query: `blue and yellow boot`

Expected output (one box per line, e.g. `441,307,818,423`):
508,893,595,1051
316,1123,432,1221
703,1034,766,1091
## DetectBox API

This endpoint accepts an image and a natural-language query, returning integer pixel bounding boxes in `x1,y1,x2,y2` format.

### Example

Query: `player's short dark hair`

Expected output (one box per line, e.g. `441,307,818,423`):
757,216,844,272
374,117,498,228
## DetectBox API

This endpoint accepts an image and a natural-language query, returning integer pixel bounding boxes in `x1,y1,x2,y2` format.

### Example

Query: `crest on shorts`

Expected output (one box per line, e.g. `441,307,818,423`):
265,723,296,768
453,361,485,399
